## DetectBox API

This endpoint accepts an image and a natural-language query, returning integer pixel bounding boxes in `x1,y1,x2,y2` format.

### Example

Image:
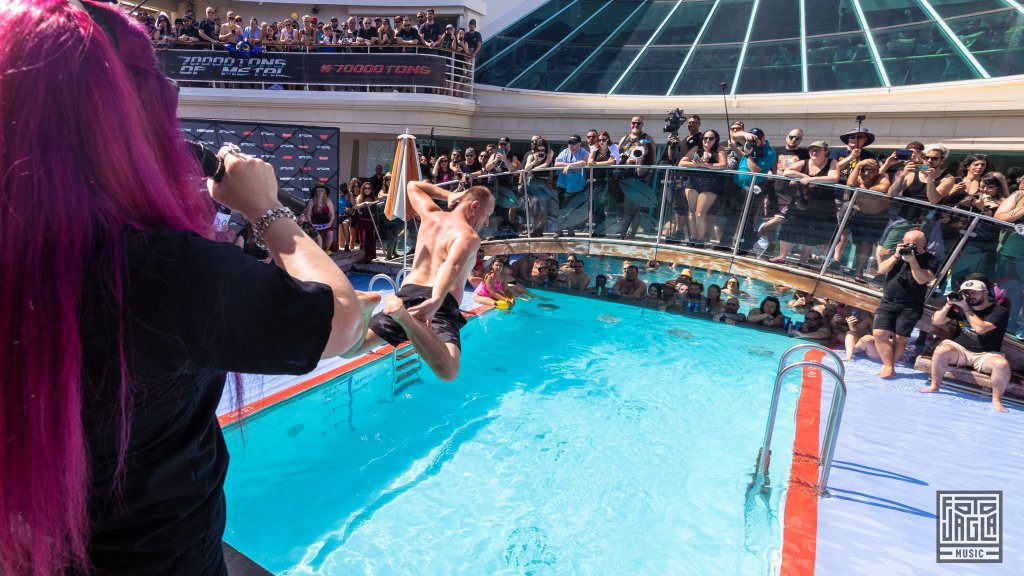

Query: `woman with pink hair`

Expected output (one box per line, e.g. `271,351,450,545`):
0,1,377,574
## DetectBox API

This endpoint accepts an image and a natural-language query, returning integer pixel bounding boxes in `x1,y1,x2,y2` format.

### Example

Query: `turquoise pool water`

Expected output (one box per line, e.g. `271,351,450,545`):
223,292,803,575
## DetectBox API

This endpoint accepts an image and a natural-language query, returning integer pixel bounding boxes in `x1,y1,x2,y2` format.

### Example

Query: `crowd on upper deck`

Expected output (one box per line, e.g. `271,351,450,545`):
139,6,483,57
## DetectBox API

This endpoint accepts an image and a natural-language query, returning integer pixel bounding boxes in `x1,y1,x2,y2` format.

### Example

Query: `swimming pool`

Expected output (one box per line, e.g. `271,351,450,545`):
222,292,807,575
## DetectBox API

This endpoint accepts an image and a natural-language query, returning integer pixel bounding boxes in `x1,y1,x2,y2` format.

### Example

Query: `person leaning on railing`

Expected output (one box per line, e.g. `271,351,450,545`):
995,176,1024,337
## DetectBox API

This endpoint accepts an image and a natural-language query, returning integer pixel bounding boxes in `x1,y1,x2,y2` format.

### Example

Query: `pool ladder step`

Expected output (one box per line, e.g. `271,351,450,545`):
392,346,423,397
753,343,847,498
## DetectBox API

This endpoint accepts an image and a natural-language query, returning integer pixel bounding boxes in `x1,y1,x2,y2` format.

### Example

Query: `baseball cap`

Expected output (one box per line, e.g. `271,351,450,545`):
960,279,988,292
807,140,828,150
446,24,454,29
568,135,582,144
310,16,318,23
498,136,511,145
749,128,765,138
679,268,693,277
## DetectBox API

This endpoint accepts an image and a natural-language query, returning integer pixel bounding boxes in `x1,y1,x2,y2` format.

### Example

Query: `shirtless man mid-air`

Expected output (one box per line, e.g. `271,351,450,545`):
345,182,494,381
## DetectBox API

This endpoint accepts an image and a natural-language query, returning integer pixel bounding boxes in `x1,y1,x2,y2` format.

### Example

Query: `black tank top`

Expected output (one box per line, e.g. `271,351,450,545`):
889,171,948,220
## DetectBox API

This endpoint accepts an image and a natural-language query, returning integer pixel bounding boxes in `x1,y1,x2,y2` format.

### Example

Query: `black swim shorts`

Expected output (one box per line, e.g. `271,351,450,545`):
369,283,467,349
872,299,922,338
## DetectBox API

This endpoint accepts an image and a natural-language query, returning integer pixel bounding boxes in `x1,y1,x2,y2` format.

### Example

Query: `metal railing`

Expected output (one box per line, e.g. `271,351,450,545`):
753,344,847,497
446,163,1018,315
158,44,475,98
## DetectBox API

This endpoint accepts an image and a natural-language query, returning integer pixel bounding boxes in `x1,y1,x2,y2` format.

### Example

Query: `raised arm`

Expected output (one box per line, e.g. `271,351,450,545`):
406,180,450,217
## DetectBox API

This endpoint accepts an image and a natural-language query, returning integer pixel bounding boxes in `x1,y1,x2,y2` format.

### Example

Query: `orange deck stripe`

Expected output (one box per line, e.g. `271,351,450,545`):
217,304,493,427
780,349,825,576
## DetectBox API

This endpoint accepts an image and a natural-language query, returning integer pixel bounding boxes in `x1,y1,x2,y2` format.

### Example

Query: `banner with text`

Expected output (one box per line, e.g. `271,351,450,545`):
160,50,447,86
180,119,340,206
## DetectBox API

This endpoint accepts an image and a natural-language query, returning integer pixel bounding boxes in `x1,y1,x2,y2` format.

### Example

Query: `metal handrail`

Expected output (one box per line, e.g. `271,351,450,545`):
777,343,845,380
367,273,397,293
395,267,414,288
755,347,847,497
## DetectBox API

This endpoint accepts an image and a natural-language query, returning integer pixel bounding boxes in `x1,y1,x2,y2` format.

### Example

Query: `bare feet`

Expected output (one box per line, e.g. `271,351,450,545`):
918,385,939,393
383,294,410,321
878,365,895,379
993,400,1009,413
843,354,854,361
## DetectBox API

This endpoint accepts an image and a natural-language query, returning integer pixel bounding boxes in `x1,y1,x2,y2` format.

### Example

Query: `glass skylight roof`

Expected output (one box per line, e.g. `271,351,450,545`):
475,0,1024,94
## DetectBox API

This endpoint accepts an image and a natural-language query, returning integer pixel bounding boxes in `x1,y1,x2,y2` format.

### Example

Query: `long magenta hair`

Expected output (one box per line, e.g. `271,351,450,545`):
0,1,213,573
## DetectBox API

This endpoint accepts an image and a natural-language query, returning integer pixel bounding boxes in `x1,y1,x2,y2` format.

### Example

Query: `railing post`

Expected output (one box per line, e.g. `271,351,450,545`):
927,214,981,298
653,167,670,250
732,173,761,256
587,165,595,240
819,189,859,276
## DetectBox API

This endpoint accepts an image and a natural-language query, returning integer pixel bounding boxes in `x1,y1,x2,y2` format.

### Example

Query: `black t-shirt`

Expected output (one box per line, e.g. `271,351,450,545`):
775,147,809,173
179,23,201,39
881,251,938,309
198,18,217,40
829,148,875,185
684,132,701,152
397,27,420,42
464,30,483,50
459,160,482,177
419,22,441,43
369,173,385,193
81,228,332,575
949,302,1009,353
357,27,377,42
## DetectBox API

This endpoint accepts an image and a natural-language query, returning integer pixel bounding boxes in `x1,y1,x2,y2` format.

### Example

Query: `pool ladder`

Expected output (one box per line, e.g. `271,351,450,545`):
368,270,422,398
753,343,847,498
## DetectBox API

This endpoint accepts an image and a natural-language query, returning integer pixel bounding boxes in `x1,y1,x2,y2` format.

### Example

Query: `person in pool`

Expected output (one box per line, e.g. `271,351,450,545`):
714,297,747,324
721,276,749,298
472,258,516,307
346,183,495,382
746,296,785,328
680,279,706,311
789,310,832,340
644,283,676,311
565,258,590,290
705,284,725,316
589,274,610,295
612,264,646,299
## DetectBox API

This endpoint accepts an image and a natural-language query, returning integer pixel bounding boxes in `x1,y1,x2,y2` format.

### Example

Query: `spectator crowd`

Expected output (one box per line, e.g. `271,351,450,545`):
139,6,483,57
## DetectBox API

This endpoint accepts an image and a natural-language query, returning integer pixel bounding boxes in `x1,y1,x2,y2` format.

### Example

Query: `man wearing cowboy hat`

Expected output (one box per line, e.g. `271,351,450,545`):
921,277,1012,412
831,127,876,186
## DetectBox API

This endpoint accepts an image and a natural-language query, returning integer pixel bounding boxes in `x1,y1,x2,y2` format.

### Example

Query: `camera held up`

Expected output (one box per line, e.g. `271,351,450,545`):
663,108,684,137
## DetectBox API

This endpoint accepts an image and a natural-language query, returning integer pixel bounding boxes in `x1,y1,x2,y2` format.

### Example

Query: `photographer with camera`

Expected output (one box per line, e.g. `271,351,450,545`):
663,130,689,242
921,279,1011,412
616,116,657,239
872,230,937,379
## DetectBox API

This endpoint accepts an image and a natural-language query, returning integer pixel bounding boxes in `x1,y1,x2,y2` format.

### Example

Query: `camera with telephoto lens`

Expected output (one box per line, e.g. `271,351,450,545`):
947,290,964,302
663,108,684,137
630,146,646,160
897,244,916,256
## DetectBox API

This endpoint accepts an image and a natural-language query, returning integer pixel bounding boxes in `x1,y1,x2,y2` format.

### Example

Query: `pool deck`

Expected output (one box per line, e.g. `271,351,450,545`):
219,291,1023,575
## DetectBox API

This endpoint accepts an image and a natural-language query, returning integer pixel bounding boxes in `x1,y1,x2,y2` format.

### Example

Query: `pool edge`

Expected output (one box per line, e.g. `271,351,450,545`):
217,304,493,427
780,350,825,576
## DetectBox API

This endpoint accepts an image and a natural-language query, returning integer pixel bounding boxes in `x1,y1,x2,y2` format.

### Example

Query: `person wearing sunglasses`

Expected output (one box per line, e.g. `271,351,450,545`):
789,311,832,340
677,129,728,245
876,143,955,265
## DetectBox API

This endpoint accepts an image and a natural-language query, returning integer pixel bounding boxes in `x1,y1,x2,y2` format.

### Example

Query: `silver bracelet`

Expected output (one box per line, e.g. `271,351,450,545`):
253,207,296,250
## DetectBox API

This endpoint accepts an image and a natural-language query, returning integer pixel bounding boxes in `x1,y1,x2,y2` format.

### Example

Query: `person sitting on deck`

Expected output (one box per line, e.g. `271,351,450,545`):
612,264,646,299
920,278,1012,412
345,183,495,381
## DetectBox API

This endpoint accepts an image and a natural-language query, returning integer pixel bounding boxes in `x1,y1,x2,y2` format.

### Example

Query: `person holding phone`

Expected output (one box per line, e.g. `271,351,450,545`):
876,143,956,265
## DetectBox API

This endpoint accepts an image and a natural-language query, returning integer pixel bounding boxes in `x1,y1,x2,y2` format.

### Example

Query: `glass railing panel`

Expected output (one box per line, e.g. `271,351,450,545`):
992,219,1024,339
